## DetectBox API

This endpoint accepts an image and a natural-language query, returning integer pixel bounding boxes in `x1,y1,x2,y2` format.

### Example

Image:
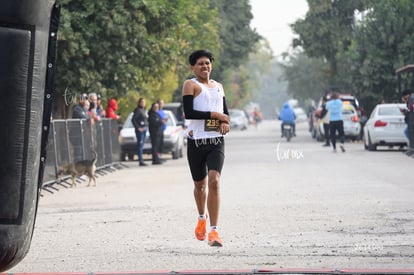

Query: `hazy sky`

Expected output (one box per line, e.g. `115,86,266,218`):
250,0,308,57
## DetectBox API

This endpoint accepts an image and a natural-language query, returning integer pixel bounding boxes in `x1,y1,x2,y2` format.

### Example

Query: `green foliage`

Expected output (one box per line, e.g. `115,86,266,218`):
352,0,414,104
54,0,223,118
286,0,414,114
244,42,273,105
200,0,261,109
211,0,261,79
291,0,367,81
282,52,330,102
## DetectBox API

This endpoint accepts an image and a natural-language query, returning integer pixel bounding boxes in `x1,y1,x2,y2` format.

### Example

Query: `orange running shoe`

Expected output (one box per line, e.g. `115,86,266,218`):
194,218,207,241
208,230,223,247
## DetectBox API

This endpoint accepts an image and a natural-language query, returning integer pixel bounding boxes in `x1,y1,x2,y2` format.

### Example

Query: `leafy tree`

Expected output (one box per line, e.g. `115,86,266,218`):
281,0,414,116
211,0,261,79
282,52,330,103
54,0,221,119
350,0,414,108
206,0,261,108
53,0,262,120
290,0,367,82
245,41,273,102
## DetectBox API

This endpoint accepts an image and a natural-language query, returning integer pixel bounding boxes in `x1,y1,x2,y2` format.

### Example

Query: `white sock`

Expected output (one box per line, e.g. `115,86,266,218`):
198,214,206,220
209,226,218,232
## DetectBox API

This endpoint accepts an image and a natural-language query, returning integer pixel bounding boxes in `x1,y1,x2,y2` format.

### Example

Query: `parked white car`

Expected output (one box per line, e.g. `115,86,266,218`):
363,103,407,151
293,107,308,123
119,110,185,160
319,103,362,141
229,109,249,130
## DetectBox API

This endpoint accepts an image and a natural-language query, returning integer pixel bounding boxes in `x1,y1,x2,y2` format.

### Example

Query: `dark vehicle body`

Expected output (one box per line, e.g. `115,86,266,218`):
163,102,185,126
282,124,294,142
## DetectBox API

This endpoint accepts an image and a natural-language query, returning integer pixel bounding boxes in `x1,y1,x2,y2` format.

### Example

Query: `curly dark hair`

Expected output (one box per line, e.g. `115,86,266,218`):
188,49,214,66
402,89,413,96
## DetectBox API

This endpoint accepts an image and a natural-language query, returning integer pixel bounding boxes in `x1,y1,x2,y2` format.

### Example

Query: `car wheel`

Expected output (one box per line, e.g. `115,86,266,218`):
172,144,180,159
367,133,377,151
127,153,134,161
316,132,324,142
120,152,126,161
179,145,184,158
363,134,368,150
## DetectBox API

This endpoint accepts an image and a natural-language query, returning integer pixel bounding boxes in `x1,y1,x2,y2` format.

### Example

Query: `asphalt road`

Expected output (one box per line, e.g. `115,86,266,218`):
7,120,414,273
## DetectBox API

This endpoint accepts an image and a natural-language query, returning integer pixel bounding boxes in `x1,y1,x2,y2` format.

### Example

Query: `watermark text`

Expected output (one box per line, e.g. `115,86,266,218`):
276,142,304,162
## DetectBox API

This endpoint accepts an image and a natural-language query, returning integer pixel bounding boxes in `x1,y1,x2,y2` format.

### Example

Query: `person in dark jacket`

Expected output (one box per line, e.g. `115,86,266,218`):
132,98,148,166
319,96,330,146
401,89,414,156
71,93,91,161
278,102,296,137
147,102,164,165
72,93,90,120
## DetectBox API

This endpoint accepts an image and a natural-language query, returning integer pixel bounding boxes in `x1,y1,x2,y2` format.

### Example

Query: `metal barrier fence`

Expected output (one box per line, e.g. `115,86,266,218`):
42,118,123,190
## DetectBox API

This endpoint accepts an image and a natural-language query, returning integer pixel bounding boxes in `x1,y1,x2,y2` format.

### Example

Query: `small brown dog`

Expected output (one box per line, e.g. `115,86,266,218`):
57,157,97,187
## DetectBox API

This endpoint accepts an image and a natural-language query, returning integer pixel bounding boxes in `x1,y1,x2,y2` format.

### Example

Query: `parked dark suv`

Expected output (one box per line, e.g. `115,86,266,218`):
163,102,185,126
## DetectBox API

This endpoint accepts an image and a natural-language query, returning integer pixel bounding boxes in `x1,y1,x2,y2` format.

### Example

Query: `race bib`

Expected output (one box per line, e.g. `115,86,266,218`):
204,119,220,131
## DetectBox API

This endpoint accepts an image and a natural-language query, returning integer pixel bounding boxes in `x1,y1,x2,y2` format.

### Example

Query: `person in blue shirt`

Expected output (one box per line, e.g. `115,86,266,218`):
156,99,168,161
278,102,296,137
326,93,346,153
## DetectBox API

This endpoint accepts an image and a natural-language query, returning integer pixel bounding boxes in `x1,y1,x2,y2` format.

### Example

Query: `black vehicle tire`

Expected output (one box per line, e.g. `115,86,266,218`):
120,152,126,161
363,136,368,150
127,153,134,161
367,133,377,151
316,133,324,142
172,144,180,159
179,145,184,158
286,130,292,142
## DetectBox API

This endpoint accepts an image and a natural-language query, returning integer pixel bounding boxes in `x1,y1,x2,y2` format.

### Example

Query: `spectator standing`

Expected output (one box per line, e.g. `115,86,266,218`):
96,94,106,118
400,89,414,156
72,93,90,120
88,101,100,123
132,98,148,166
319,96,330,147
87,93,100,123
71,93,90,161
105,97,120,120
326,93,345,153
307,103,316,133
407,92,414,156
88,93,101,120
157,99,168,160
148,102,164,165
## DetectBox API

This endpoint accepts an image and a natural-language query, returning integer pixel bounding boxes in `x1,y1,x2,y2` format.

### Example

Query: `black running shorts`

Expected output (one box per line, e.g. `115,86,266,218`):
187,137,225,181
